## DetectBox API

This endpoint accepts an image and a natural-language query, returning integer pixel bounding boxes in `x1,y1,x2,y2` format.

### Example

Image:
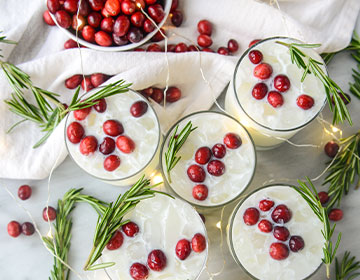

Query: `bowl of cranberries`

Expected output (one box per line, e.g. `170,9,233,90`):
47,0,171,51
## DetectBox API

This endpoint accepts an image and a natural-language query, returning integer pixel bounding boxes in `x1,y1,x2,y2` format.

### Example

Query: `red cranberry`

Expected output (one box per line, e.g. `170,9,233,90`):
273,226,290,241
7,221,21,237
197,34,212,48
147,43,162,52
113,34,129,45
289,236,305,252
116,136,135,153
105,0,121,16
188,45,198,52
122,221,139,237
187,164,206,182
211,144,226,158
269,242,289,260
100,17,115,33
80,136,98,155
89,0,105,11
121,0,136,15
99,137,116,155
67,122,85,143
74,106,91,120
151,29,165,42
131,11,145,28
64,39,78,49
243,207,260,226
249,39,261,47
93,98,107,112
217,47,229,56
43,206,57,221
65,74,82,89
151,88,164,104
171,10,183,27
223,133,242,149
271,204,292,224
191,233,206,253
268,91,284,108
166,87,181,102
72,14,86,31
258,219,273,233
197,19,212,35
329,208,343,221
207,160,225,176
168,44,176,52
47,0,60,14
202,48,214,53
324,141,339,158
332,92,351,105
259,199,274,211
274,75,291,92
113,15,130,37
55,10,72,29
296,94,314,110
134,47,145,51
82,25,96,42
102,7,112,17
103,120,124,136
175,239,191,260
192,184,209,201
18,185,32,200
141,87,153,97
127,27,144,43
130,101,148,117
134,0,145,9
145,0,157,4
248,50,263,64
194,147,211,164
148,4,165,23
106,230,124,250
148,250,167,271
64,0,78,13
81,76,94,92
130,263,149,280
318,191,330,205
228,39,239,53
104,155,121,171
91,73,110,87
143,19,155,33
175,43,188,53
78,0,91,16
254,63,273,80
95,31,113,46
21,222,35,236
252,83,268,100
43,10,56,26
170,0,178,11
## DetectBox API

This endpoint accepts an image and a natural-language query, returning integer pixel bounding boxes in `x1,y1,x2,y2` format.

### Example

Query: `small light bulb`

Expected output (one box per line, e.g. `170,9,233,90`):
216,221,221,229
152,174,163,185
47,229,53,238
136,2,142,9
332,126,339,133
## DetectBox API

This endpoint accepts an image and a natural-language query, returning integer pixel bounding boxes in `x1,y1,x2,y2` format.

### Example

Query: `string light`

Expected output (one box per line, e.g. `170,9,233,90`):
216,221,221,229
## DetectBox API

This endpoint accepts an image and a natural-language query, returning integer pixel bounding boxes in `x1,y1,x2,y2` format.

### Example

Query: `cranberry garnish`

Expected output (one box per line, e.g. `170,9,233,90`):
143,19,155,33
296,94,314,110
324,141,339,158
47,0,60,14
188,45,198,52
223,133,242,149
192,184,209,201
269,242,289,260
171,10,183,27
82,25,96,42
43,206,57,221
195,147,212,165
243,207,260,226
113,34,129,46
105,0,121,16
227,39,239,53
211,144,226,159
176,239,191,260
148,4,165,23
80,136,98,155
197,20,212,35
64,0,78,13
100,17,115,33
258,219,273,233
64,39,78,49
103,120,124,136
113,15,130,37
249,39,261,47
217,47,229,56
274,75,291,92
7,221,21,237
151,88,164,104
147,43,162,52
259,199,274,211
18,185,32,200
168,44,176,52
328,208,343,221
65,74,82,89
130,263,149,280
252,83,268,100
318,191,330,205
104,155,121,171
332,92,351,105
197,34,212,48
191,233,206,253
67,122,85,143
89,0,105,11
273,226,290,241
127,27,144,43
289,236,305,252
106,230,124,250
43,10,56,26
254,63,273,80
248,50,263,64
147,250,167,271
130,101,148,117
99,137,116,155
91,73,110,87
151,28,165,42
95,31,113,46
267,91,284,108
271,204,292,224
131,11,145,28
81,76,94,92
202,48,214,53
187,164,206,182
122,221,139,237
21,222,35,236
55,10,72,29
121,0,136,15
93,98,107,113
207,160,225,176
116,135,135,153
174,43,188,53
74,106,91,121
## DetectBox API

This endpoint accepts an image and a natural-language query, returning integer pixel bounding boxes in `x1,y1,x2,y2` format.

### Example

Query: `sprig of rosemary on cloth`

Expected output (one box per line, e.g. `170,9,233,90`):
336,251,360,280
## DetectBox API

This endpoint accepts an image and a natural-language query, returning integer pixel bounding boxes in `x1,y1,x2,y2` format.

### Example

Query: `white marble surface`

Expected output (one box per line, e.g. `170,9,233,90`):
1,15,360,280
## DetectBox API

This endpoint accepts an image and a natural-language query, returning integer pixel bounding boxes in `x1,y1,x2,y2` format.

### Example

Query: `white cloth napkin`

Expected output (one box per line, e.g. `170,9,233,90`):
0,0,359,180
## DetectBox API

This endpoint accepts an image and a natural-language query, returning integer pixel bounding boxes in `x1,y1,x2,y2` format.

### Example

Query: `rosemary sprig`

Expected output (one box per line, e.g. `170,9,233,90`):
165,121,197,183
336,251,360,280
292,177,342,279
0,31,16,57
323,131,360,209
276,40,352,125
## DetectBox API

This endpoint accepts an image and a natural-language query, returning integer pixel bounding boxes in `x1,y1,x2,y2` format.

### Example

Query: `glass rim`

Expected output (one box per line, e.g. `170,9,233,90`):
159,110,257,209
227,183,323,280
64,88,161,182
232,36,328,132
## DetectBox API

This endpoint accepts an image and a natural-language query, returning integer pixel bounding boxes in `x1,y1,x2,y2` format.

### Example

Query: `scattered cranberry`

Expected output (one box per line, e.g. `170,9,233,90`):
7,221,21,237
273,226,290,241
223,133,242,149
47,0,60,14
74,106,91,120
82,25,96,42
67,122,85,143
289,236,305,252
99,137,116,155
207,160,225,176
121,0,136,15
254,63,273,80
175,43,188,53
212,144,226,159
243,207,260,226
130,101,148,117
106,230,124,250
151,88,164,104
269,242,289,260
64,39,78,49
318,191,330,205
21,222,35,236
93,98,107,113
103,120,124,136
104,155,121,171
113,15,130,37
166,87,182,102
171,10,183,27
91,73,110,87
148,4,165,23
127,27,144,43
197,20,212,36
328,208,343,221
187,164,206,183
296,94,314,110
252,83,268,100
274,75,291,92
88,12,102,28
188,45,198,52
55,10,72,29
65,74,83,89
18,185,32,200
249,39,261,47
116,135,135,153
170,0,178,11
147,249,167,271
151,28,165,42
147,43,162,52
81,76,94,92
271,204,292,224
130,263,149,280
267,91,284,108
191,233,206,253
332,92,351,105
202,48,214,53
192,184,209,201
248,50,263,64
258,219,273,233
176,239,191,260
134,47,145,51
89,0,104,11
259,199,274,211
168,44,176,52
324,141,339,158
198,34,212,48
195,147,212,165
43,206,57,222
122,221,139,237
131,11,145,28
217,47,229,56
80,136,98,155
43,10,56,26
105,0,121,16
227,39,239,53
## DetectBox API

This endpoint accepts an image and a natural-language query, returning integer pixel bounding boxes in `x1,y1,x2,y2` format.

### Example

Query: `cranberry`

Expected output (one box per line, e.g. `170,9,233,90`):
328,208,343,221
191,233,206,253
67,122,85,143
116,135,135,153
102,7,112,17
207,160,225,176
18,185,32,200
134,0,145,9
103,120,124,136
212,144,226,158
113,15,130,36
130,101,148,117
332,92,351,105
21,222,35,236
134,47,145,51
131,11,145,28
324,141,339,158
268,91,284,108
43,10,56,26
227,39,239,53
176,239,191,260
273,226,290,241
142,87,154,97
100,17,115,32
168,44,176,52
166,87,182,102
74,106,91,120
43,206,57,221
223,133,242,149
122,221,139,237
192,184,208,201
243,207,260,226
89,0,105,11
147,43,162,52
197,19,212,35
143,19,155,33
87,12,101,28
80,136,98,155
7,221,21,237
187,164,206,182
65,74,82,89
148,4,165,23
78,0,91,17
104,155,121,171
259,199,274,211
105,0,121,16
147,250,167,271
296,94,314,110
99,137,116,155
197,34,212,48
64,39,78,49
171,10,183,27
289,235,305,252
248,50,263,64
269,242,289,260
318,191,330,205
106,230,124,250
130,263,149,280
72,14,86,31
254,63,273,80
274,75,291,92
91,73,110,87
202,48,214,53
82,25,96,42
47,0,60,14
170,0,178,11
113,34,129,46
81,76,94,92
95,31,113,46
271,204,292,224
121,0,136,15
127,27,144,43
249,39,261,47
151,88,164,104
252,83,268,100
217,47,229,56
258,219,273,233
93,98,107,113
175,43,188,53
194,147,211,164
145,0,156,4
55,10,72,29
151,29,165,42
188,45,198,52
64,0,78,13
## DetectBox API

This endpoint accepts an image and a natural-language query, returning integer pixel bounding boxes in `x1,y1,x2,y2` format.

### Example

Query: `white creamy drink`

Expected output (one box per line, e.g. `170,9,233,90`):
65,89,161,186
161,111,256,207
225,37,327,149
228,185,324,280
